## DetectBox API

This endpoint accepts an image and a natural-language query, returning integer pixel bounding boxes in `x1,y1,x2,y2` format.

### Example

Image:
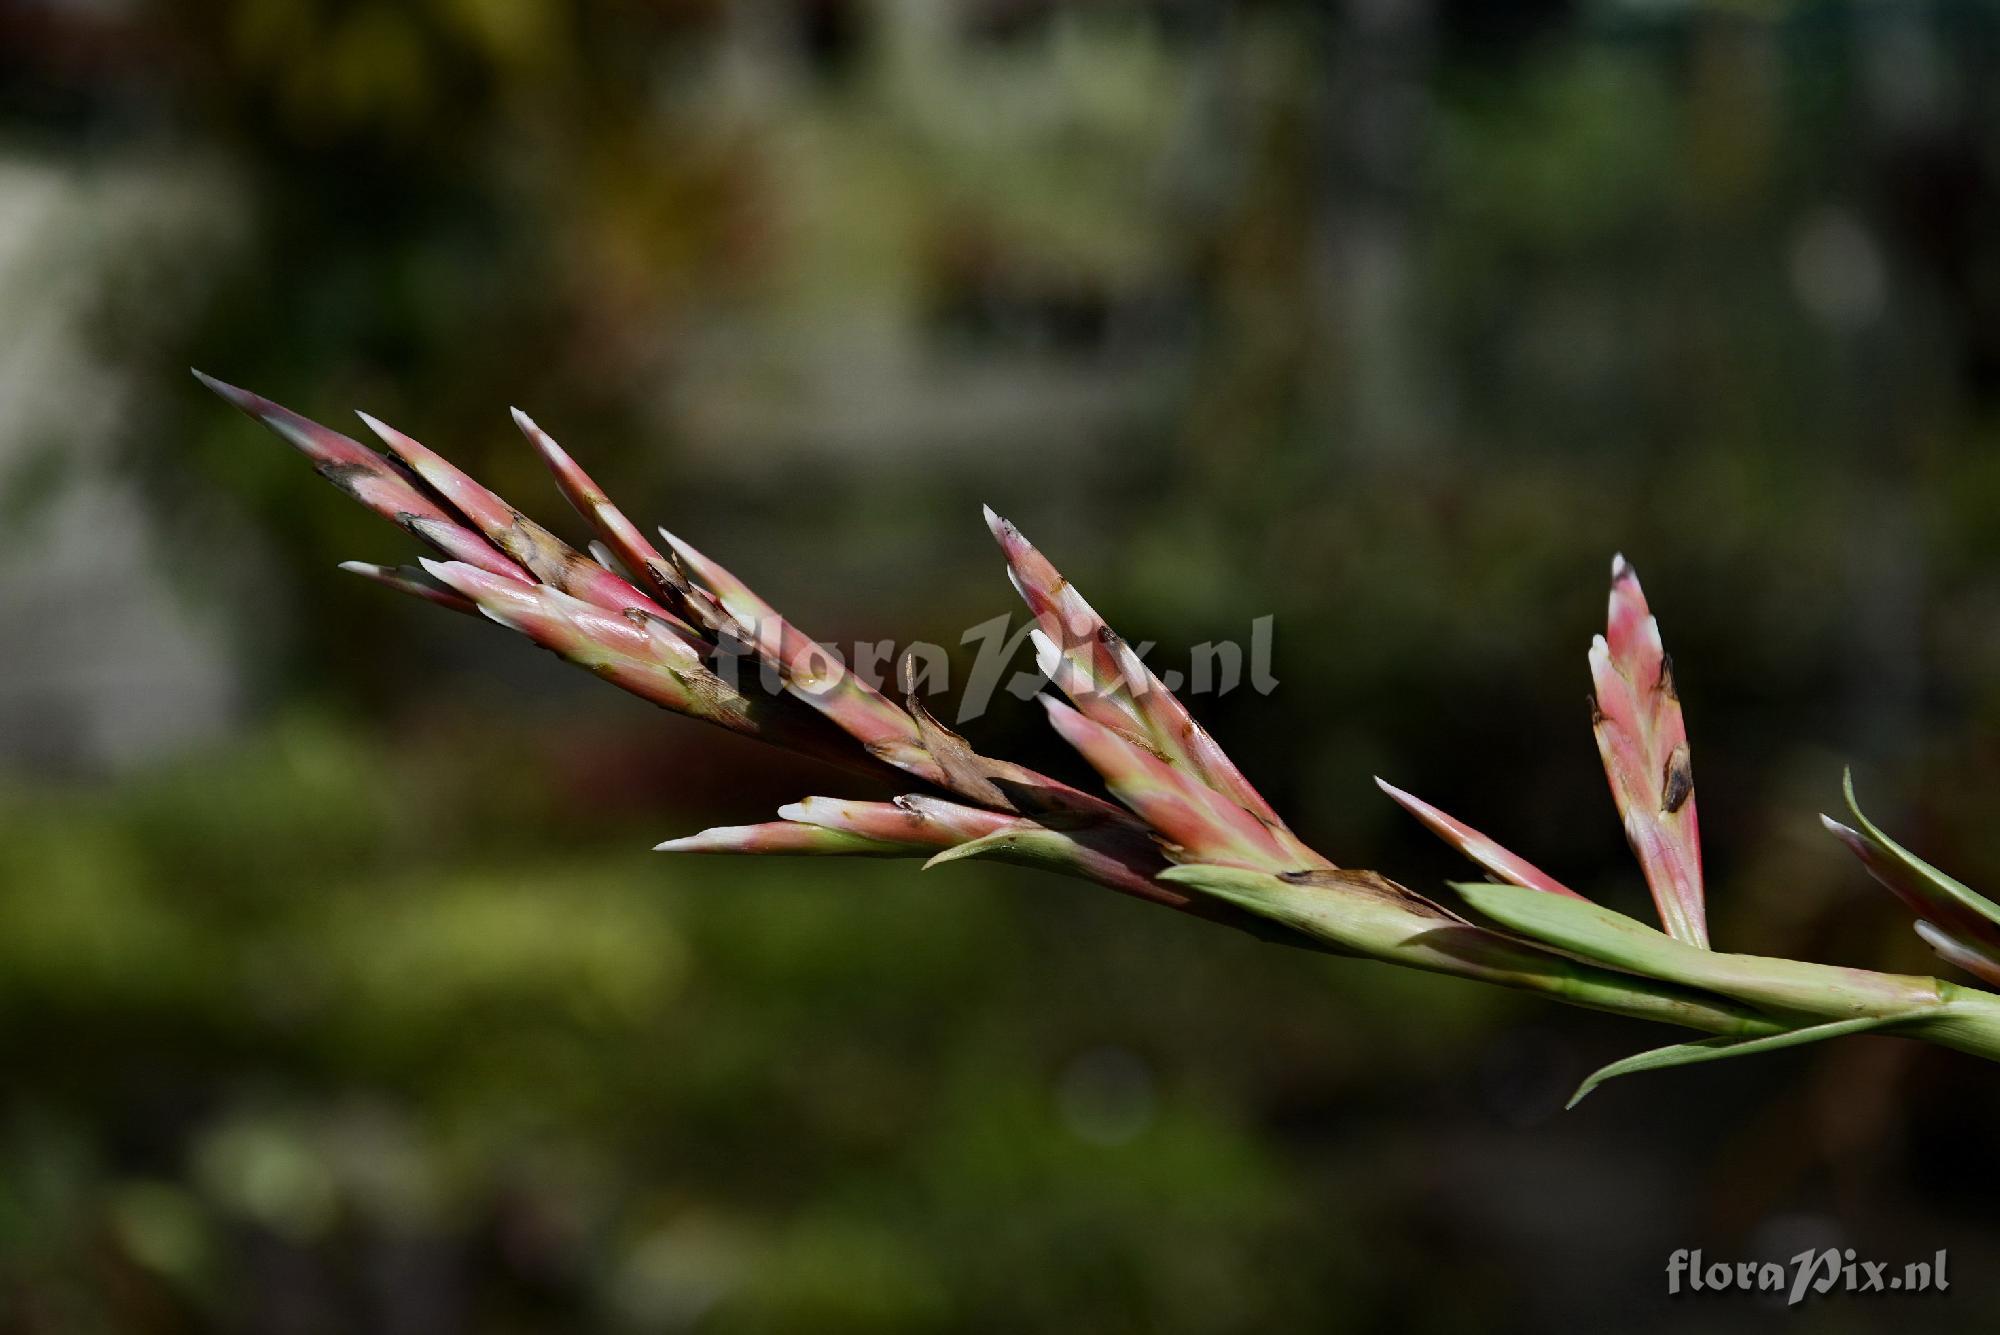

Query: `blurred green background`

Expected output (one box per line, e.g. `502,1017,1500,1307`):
5,0,2000,1330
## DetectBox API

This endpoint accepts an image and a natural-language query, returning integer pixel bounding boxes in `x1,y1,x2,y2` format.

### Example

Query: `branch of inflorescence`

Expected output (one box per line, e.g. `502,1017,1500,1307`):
197,370,2000,1108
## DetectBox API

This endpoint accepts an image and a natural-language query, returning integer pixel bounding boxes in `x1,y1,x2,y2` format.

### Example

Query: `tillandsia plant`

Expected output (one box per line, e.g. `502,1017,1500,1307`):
196,371,2000,1106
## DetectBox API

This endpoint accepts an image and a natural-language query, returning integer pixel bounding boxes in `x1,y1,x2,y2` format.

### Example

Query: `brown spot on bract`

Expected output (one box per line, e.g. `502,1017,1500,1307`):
1112,723,1169,763
314,459,379,497
1657,652,1677,701
907,684,1012,809
1662,744,1693,814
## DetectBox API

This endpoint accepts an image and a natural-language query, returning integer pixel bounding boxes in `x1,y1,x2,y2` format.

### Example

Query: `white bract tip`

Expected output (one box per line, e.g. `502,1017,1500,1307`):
353,410,402,446
1911,920,1999,981
656,526,694,562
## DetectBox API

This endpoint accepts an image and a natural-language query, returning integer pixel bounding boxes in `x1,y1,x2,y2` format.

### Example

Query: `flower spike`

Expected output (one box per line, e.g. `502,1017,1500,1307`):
1590,555,1707,947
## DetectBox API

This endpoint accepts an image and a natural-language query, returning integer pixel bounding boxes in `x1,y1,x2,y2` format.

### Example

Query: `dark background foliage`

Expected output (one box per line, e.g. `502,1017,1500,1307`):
3,1,1999,1330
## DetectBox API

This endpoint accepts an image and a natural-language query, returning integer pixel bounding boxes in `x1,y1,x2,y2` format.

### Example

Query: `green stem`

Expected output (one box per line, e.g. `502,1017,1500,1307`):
1159,864,2000,1061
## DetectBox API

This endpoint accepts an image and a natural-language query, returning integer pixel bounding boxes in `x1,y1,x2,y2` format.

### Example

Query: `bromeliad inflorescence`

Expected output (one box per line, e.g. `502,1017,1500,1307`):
198,371,2000,1105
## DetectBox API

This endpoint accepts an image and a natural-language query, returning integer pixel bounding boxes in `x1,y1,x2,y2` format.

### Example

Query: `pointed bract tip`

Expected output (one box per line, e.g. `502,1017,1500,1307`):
775,801,812,823
192,369,260,413
1611,553,1633,582
1374,775,1427,812
653,828,758,853
921,841,991,871
514,409,570,466
981,504,1023,545
353,410,410,450
337,560,383,576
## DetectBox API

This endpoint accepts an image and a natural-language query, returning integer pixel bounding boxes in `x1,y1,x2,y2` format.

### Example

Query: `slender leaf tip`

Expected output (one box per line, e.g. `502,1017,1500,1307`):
1566,1015,1900,1109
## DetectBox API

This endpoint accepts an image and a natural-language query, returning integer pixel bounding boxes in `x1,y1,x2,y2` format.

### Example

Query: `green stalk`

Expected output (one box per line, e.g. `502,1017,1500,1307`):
1158,866,1783,1036
1159,865,2000,1062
